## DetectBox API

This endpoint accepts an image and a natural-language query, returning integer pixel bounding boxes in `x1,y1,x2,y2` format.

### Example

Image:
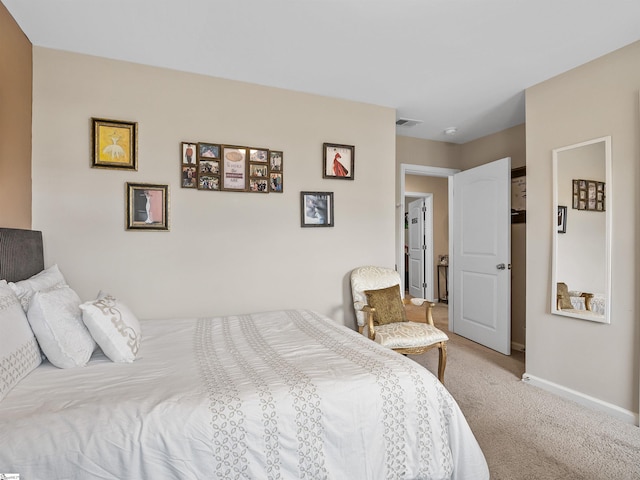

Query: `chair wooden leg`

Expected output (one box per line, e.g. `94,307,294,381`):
438,342,447,383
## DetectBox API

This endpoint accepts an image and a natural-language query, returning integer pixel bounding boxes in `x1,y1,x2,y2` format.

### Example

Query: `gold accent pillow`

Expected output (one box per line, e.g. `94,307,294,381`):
364,285,407,325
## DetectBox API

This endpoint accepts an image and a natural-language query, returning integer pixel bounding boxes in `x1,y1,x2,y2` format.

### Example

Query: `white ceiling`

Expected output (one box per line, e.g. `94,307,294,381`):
4,0,640,144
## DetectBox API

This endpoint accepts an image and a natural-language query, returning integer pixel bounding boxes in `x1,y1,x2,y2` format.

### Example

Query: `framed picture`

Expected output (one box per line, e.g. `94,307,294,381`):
126,183,169,231
249,148,269,163
92,118,137,170
199,160,219,175
181,165,197,189
181,142,197,165
511,166,526,223
269,151,283,172
198,143,220,160
199,175,220,191
557,206,567,233
301,191,334,227
249,178,269,193
323,143,354,180
572,179,605,211
249,163,268,177
270,172,283,193
221,146,248,191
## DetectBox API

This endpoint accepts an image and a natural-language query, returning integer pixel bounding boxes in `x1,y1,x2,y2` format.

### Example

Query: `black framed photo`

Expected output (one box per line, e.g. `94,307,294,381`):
323,143,354,180
126,183,169,231
557,205,567,233
301,191,334,227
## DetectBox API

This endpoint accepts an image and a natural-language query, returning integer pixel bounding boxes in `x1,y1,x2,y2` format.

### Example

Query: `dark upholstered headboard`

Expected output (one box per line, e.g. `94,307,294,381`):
0,228,45,283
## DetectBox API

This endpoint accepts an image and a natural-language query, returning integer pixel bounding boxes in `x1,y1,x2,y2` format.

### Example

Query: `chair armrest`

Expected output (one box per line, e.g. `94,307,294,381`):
406,297,436,325
353,302,376,340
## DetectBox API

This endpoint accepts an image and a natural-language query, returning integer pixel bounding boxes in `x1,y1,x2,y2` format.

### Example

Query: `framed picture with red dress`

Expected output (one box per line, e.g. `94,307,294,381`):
323,143,354,180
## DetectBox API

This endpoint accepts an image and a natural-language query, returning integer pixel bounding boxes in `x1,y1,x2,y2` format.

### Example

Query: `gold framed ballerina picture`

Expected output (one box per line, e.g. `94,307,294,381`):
92,117,138,170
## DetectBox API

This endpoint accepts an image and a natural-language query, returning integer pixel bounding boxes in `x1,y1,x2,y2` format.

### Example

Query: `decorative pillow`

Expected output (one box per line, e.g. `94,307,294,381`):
0,280,42,402
8,264,67,312
27,286,96,368
364,284,407,325
80,295,141,363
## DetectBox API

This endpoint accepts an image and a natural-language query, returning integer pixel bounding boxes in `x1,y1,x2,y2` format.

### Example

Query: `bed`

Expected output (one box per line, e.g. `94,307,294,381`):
0,228,489,479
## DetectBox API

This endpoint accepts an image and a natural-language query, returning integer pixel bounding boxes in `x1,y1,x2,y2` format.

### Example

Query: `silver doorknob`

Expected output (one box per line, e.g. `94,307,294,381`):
497,263,506,270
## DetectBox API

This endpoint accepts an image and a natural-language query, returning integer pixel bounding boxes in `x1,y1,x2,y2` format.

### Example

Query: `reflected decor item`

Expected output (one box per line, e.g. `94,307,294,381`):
572,179,605,211
551,136,611,323
557,206,567,233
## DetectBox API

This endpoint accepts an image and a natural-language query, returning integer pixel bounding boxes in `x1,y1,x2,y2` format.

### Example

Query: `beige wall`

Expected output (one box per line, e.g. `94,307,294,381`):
526,40,640,416
31,48,396,327
397,125,527,349
0,3,32,228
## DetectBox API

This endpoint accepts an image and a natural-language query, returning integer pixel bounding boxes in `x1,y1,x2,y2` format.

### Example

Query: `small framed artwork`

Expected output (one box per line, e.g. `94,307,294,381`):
270,172,283,192
126,183,169,231
221,146,248,191
181,142,197,165
92,118,138,170
557,206,567,233
323,143,354,180
249,178,269,193
199,175,220,191
511,166,526,223
181,165,197,188
198,143,220,160
250,164,268,177
269,151,283,172
249,148,269,163
199,160,219,175
301,191,334,227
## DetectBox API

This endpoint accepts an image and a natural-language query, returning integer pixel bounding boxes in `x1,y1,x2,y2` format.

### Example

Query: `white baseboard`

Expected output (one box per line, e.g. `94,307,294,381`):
511,341,525,352
522,373,639,426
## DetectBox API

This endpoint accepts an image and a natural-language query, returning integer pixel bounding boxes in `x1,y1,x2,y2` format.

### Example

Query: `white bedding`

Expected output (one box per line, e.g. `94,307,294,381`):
0,309,488,479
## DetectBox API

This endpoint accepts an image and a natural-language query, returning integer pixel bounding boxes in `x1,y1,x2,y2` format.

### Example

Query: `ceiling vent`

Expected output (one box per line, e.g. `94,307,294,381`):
396,118,423,127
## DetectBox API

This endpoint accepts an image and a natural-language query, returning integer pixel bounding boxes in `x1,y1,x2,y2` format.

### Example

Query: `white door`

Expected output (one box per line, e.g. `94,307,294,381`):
408,197,434,300
452,158,511,355
408,198,425,299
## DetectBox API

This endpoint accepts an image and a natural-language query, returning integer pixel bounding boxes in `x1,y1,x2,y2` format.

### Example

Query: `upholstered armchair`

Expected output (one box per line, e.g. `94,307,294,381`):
350,265,448,382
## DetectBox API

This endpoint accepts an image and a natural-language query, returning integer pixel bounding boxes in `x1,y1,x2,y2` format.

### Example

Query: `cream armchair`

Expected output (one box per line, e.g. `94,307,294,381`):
350,265,448,382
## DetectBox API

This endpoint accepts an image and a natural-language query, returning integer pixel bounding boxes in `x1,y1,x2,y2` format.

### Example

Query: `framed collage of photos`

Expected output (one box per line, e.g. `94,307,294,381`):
180,141,283,194
572,179,605,211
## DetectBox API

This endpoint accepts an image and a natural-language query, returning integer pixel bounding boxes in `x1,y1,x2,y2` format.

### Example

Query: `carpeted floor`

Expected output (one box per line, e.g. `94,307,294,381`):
405,301,640,480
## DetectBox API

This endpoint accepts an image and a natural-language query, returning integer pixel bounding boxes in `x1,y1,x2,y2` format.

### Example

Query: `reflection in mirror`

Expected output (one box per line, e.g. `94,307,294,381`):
551,137,611,323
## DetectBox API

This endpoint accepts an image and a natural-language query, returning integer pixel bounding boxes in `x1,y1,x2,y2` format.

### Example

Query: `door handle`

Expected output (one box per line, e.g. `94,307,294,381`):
497,263,506,270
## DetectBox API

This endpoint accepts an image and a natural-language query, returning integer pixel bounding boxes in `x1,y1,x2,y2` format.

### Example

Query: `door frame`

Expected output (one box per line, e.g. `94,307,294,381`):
399,163,460,330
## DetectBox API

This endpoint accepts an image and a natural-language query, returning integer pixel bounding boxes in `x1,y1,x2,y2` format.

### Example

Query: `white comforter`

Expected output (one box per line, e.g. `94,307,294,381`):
0,309,488,479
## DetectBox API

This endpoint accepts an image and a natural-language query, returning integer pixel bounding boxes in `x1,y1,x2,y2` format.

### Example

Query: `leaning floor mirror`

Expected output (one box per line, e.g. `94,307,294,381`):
551,136,612,323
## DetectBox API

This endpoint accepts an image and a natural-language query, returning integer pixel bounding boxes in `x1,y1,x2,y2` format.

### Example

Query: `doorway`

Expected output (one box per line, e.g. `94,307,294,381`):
399,164,459,330
406,194,434,302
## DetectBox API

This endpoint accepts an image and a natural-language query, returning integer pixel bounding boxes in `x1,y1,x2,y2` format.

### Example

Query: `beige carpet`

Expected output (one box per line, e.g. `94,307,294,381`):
405,301,640,480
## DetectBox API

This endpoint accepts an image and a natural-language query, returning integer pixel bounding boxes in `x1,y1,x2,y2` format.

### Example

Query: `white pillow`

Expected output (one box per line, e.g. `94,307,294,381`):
80,295,141,363
27,286,96,369
9,264,67,312
0,280,42,402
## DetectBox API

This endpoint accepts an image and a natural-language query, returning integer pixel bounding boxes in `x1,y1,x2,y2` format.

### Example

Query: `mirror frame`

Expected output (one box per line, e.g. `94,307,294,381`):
551,136,612,323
